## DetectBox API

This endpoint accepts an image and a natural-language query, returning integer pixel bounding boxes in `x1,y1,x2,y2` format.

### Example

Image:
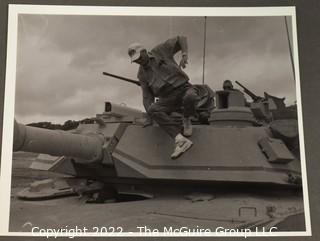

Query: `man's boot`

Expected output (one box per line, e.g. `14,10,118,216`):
171,133,193,159
183,117,192,137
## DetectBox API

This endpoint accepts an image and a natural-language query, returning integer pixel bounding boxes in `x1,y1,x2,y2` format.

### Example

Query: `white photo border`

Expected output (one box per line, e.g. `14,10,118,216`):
0,4,311,237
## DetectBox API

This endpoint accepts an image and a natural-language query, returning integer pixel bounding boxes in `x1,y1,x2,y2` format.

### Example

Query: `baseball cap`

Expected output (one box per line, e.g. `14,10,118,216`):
128,43,146,63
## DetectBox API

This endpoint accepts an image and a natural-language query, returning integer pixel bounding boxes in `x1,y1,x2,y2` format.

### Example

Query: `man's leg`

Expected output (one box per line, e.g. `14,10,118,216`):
182,87,200,136
147,100,193,159
147,101,181,138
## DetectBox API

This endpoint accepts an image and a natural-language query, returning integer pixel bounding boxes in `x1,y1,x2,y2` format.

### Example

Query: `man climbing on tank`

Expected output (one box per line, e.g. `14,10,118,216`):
128,36,198,159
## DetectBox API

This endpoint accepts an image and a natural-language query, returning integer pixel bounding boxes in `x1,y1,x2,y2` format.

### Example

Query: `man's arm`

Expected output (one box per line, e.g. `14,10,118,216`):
152,36,188,68
176,36,188,56
178,36,188,68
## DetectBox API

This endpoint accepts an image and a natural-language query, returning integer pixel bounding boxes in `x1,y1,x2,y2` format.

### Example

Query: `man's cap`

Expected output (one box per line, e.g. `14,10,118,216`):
128,43,146,63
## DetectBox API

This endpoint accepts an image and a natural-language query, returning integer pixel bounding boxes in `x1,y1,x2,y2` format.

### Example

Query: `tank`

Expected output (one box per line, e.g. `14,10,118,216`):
11,83,305,233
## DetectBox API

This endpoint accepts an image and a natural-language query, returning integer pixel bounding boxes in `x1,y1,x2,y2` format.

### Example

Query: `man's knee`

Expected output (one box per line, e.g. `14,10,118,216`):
183,91,198,105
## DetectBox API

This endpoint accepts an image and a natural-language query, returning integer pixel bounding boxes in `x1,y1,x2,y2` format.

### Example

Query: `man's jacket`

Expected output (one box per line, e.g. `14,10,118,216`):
137,36,189,111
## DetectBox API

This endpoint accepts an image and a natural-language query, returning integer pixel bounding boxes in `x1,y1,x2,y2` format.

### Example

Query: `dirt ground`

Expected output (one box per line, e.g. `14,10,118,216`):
11,152,64,190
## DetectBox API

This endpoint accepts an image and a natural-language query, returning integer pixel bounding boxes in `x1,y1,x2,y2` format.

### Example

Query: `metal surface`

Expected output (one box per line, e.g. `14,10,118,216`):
113,125,300,185
13,120,104,162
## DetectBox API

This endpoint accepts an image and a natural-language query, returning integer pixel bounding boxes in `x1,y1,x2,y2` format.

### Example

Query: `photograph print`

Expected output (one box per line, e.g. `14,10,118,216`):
1,5,311,237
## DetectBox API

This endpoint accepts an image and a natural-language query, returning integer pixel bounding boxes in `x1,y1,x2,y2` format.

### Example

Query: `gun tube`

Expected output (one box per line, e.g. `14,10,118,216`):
13,120,104,161
102,72,141,86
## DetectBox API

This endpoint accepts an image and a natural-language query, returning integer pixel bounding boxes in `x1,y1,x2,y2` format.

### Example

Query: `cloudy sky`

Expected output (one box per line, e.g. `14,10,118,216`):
14,13,296,124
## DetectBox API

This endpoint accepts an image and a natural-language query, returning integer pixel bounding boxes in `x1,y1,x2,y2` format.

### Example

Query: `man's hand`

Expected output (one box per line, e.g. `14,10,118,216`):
179,54,188,69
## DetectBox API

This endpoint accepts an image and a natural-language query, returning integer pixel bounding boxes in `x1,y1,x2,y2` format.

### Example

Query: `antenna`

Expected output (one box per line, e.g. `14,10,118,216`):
202,16,207,85
284,16,295,82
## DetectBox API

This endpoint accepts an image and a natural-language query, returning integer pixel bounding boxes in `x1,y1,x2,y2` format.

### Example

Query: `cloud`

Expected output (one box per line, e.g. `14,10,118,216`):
14,14,296,124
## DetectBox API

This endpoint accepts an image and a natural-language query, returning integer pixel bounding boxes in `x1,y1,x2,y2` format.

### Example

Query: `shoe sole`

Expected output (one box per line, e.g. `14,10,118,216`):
171,141,193,159
183,126,192,137
183,130,192,137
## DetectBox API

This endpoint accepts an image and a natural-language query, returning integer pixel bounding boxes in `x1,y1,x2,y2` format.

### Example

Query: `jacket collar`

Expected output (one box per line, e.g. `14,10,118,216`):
147,52,156,59
142,52,161,69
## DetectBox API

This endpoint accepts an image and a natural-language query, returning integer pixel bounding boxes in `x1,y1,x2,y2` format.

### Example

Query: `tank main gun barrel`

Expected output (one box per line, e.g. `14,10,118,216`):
13,120,104,161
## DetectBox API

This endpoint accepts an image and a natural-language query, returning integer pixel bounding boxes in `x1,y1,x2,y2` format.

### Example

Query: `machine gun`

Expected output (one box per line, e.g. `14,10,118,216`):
235,81,264,102
102,72,141,86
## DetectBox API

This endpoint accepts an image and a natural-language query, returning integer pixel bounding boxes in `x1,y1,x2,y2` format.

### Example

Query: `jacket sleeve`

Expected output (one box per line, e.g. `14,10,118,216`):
152,36,188,59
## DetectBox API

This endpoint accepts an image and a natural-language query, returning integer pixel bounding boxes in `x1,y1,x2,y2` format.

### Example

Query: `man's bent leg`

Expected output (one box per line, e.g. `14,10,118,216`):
147,102,182,138
147,101,193,159
183,87,199,117
182,87,200,136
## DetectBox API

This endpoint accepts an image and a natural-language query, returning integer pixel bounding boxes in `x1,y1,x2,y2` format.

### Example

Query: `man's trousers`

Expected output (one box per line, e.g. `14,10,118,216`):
147,84,199,138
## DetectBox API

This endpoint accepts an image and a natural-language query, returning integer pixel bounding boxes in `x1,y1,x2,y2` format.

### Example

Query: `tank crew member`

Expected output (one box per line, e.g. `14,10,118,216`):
128,36,199,159
223,79,250,107
223,79,235,90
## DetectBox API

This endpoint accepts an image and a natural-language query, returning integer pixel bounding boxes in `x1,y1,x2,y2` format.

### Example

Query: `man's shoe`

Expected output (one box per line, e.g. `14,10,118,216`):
183,117,192,137
171,134,193,159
